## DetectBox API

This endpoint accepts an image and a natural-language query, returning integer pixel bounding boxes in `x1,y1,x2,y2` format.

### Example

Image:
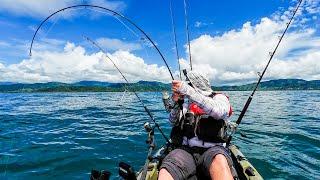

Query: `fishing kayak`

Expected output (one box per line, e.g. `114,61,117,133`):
134,143,263,180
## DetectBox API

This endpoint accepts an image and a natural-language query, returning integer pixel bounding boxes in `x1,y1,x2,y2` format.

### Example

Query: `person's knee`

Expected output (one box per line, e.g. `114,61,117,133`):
159,149,197,179
212,154,229,169
209,154,233,180
213,154,228,164
159,168,174,180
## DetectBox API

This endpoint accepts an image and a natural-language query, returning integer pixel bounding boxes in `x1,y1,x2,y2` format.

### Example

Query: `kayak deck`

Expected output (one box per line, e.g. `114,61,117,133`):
136,144,263,180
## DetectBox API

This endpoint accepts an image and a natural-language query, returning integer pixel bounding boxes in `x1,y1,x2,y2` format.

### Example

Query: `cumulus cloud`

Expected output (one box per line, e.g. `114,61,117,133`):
0,42,171,83
181,2,320,85
96,37,142,52
0,0,126,18
1,1,319,85
304,0,320,14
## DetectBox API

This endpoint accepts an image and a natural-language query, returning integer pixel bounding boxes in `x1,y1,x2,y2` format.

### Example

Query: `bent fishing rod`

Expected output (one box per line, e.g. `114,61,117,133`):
28,4,174,80
28,4,174,143
169,0,182,80
83,36,170,144
183,0,192,70
227,0,303,144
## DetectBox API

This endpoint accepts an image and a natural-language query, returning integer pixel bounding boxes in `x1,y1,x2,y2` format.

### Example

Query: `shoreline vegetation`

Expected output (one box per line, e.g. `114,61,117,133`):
0,79,319,93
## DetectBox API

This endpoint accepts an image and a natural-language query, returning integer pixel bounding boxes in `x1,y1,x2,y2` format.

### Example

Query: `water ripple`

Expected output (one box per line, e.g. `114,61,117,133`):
0,91,319,179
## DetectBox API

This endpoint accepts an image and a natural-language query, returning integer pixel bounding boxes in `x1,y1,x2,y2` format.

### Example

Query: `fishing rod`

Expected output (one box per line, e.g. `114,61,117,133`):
83,36,170,144
169,0,182,79
183,0,192,70
227,0,303,144
28,4,174,80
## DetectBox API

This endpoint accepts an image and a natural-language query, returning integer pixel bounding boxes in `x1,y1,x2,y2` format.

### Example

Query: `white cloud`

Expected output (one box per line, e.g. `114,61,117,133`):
182,3,320,85
0,42,171,83
0,0,125,19
0,41,11,47
194,21,213,28
96,37,142,51
304,0,320,14
194,21,203,28
1,1,319,85
0,38,67,60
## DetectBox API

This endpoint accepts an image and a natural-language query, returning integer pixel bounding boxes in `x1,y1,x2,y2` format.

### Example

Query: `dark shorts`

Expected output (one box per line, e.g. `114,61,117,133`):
160,145,237,180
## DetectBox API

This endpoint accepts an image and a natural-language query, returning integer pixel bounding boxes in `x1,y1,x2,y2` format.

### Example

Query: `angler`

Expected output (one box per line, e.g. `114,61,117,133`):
159,70,235,179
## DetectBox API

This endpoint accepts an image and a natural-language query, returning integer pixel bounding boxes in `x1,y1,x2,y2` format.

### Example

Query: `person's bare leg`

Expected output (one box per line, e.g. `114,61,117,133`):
209,154,233,180
158,168,174,180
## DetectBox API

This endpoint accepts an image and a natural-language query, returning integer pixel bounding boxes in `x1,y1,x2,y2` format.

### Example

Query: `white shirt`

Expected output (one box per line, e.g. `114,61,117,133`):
169,82,231,148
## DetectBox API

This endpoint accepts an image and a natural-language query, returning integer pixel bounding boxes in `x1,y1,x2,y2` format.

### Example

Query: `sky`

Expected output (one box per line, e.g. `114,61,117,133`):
0,0,319,85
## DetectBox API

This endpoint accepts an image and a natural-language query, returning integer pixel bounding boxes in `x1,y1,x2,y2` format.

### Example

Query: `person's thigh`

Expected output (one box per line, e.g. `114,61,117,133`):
160,148,197,180
201,145,237,178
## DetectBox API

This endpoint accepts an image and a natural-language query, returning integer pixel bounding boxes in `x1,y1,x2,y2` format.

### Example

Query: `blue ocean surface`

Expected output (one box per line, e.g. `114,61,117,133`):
0,91,319,179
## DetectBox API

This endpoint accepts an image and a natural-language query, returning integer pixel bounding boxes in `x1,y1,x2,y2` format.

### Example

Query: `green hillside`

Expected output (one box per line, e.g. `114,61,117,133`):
0,79,319,93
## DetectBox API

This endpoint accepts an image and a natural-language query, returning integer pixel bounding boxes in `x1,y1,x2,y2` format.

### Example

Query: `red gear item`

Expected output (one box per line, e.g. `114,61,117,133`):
229,105,233,117
189,103,205,115
189,93,233,117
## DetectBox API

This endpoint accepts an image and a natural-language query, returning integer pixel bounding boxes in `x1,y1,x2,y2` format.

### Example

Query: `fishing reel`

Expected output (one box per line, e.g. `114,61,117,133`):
162,91,173,112
143,122,155,149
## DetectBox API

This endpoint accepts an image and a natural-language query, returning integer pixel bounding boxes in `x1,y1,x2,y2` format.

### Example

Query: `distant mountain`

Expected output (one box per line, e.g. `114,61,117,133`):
0,79,319,93
0,80,171,93
213,79,320,91
73,81,114,87
0,82,16,85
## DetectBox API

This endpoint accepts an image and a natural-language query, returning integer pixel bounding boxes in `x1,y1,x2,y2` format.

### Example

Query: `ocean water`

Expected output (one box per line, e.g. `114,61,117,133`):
0,91,319,179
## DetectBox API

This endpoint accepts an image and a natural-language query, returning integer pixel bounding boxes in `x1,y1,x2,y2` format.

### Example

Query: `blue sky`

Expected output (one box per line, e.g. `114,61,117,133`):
0,0,291,63
0,0,319,84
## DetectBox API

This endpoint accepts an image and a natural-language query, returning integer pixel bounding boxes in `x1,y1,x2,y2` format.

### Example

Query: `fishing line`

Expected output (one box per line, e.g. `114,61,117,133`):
119,89,129,105
83,8,151,57
113,16,140,38
29,4,175,80
2,133,16,178
227,0,303,145
86,7,152,68
169,0,182,79
87,7,140,38
112,16,152,64
83,36,170,144
42,15,60,39
183,0,192,70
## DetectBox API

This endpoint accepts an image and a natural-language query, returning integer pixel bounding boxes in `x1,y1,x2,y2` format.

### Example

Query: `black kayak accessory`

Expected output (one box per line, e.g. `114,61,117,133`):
140,122,156,180
119,162,136,180
90,169,111,180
